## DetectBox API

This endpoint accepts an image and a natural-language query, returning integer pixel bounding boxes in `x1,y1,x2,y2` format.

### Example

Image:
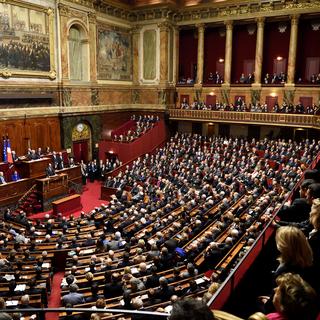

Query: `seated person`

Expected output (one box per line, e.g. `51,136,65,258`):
69,157,76,167
0,172,6,184
46,163,56,177
62,284,85,306
28,149,40,160
11,150,18,162
169,298,215,320
36,147,43,159
11,170,20,182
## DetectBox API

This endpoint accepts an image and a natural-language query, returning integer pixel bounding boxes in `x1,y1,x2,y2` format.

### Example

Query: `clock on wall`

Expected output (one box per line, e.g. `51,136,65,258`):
76,123,84,132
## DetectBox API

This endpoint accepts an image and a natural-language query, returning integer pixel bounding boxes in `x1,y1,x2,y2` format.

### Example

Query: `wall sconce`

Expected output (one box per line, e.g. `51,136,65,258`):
276,56,283,61
270,92,277,97
218,58,224,63
278,22,287,33
209,92,215,96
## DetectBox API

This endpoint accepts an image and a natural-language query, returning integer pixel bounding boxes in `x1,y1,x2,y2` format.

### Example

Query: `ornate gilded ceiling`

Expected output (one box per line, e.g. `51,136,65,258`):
66,0,320,24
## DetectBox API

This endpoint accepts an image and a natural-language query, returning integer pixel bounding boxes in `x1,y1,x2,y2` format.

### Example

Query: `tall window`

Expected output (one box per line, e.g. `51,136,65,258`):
68,25,88,81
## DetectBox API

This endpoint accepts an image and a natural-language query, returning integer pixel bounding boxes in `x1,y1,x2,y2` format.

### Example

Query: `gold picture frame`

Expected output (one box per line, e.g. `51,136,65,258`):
0,0,56,80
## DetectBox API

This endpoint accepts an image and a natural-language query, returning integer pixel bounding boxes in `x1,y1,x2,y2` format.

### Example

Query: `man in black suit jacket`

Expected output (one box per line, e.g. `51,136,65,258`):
155,277,175,302
57,152,65,170
52,151,59,169
104,273,123,298
46,163,56,177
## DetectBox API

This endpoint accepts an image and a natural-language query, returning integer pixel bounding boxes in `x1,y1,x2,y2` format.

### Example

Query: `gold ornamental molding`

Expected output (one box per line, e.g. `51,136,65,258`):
174,0,320,25
60,0,320,24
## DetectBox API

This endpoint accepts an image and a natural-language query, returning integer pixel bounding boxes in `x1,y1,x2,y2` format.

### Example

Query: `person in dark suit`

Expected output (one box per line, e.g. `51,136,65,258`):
46,163,56,177
57,152,65,170
85,283,104,303
155,277,175,302
203,242,224,268
36,147,43,159
11,150,18,162
28,149,39,160
61,284,85,306
144,266,160,288
169,298,215,320
277,179,314,223
131,297,149,320
52,151,59,169
103,273,123,298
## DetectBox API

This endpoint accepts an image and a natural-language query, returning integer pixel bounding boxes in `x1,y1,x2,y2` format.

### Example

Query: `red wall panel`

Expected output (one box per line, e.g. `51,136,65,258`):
179,29,198,81
262,21,290,78
204,27,226,84
296,19,320,82
231,24,256,83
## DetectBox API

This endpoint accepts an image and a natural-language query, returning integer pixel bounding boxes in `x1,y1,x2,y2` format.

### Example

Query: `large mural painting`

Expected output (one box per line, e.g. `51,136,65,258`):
97,24,132,81
0,0,55,79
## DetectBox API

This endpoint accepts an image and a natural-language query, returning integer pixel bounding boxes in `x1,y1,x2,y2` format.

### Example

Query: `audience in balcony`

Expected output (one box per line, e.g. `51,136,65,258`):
238,73,255,84
310,73,320,84
178,77,195,85
113,115,159,143
180,99,320,115
207,71,223,84
264,72,286,84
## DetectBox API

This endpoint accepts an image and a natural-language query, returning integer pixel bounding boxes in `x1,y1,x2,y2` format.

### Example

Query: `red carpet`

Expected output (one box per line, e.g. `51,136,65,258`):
47,271,64,320
29,180,108,220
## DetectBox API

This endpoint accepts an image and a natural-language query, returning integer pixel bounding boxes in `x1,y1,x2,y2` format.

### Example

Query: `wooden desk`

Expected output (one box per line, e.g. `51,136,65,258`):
52,194,82,216
56,165,81,185
36,174,68,201
16,158,51,179
100,186,118,201
0,178,33,207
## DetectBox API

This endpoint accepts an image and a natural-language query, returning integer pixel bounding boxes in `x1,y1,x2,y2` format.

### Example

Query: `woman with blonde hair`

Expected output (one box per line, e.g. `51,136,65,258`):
275,226,313,272
274,226,319,293
308,198,320,266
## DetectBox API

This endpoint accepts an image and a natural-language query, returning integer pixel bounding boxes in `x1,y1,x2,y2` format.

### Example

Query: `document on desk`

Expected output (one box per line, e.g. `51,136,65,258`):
15,284,26,291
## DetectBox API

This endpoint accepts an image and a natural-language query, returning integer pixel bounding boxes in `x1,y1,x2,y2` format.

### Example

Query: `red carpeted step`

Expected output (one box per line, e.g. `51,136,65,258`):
46,271,64,320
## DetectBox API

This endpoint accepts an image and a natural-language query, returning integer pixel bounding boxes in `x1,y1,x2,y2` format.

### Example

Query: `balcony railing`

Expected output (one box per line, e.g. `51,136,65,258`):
169,109,320,128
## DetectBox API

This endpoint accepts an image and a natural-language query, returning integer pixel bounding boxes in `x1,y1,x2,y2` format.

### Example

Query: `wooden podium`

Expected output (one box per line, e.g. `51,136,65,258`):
16,158,51,179
36,174,68,201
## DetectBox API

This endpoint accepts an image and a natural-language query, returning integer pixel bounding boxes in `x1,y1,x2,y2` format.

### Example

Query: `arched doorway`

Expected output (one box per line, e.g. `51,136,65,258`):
72,122,92,163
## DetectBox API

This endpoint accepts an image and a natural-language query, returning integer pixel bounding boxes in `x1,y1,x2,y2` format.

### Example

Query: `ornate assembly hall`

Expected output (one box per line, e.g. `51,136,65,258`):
0,0,320,320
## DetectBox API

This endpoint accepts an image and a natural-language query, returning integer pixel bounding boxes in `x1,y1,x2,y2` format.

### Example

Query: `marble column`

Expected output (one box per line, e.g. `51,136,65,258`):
58,3,70,81
224,21,233,85
132,25,141,85
159,21,170,86
287,15,299,85
88,12,97,82
254,17,265,85
174,26,180,84
196,24,205,85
